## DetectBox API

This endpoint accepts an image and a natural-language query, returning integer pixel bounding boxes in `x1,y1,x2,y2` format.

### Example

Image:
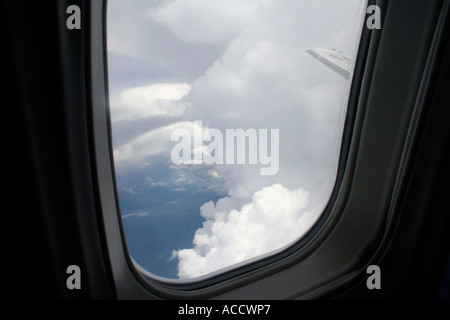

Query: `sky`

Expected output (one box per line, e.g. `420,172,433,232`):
107,0,366,280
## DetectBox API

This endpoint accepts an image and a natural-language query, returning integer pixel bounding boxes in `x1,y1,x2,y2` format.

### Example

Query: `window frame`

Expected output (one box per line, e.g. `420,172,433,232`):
89,0,446,299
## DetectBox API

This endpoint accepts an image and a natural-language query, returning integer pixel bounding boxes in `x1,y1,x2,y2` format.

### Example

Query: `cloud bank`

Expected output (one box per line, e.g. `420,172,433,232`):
176,184,316,279
107,0,366,279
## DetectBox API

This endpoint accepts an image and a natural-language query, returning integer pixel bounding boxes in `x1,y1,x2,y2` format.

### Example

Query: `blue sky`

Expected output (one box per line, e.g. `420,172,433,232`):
107,0,366,280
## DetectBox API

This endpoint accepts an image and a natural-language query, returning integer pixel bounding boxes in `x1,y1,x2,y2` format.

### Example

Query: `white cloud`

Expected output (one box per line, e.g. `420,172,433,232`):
175,184,318,279
122,211,150,219
122,185,137,195
208,170,220,178
146,176,170,188
151,0,268,45
170,188,187,192
151,181,170,187
174,0,360,201
111,83,191,122
171,0,365,279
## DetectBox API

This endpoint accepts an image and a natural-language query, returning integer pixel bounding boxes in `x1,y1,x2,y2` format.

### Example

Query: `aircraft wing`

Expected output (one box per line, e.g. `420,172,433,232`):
306,48,353,80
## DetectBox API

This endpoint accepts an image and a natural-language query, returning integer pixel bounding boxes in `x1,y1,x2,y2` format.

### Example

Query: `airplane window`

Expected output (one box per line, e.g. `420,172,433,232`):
107,0,367,281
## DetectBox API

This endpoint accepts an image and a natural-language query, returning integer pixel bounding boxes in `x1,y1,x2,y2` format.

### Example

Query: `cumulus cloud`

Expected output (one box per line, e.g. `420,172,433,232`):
175,184,316,279
172,0,364,279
